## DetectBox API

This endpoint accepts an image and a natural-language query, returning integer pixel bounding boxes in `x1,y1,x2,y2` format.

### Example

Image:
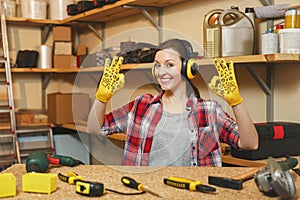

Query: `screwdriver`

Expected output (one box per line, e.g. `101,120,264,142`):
164,176,216,193
121,176,162,198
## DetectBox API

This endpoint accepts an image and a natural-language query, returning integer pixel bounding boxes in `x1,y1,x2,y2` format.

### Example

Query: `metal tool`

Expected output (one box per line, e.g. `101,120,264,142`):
209,167,260,190
59,172,145,197
47,154,85,167
254,157,297,199
26,151,85,173
58,172,83,185
121,176,162,198
208,157,298,190
163,176,216,193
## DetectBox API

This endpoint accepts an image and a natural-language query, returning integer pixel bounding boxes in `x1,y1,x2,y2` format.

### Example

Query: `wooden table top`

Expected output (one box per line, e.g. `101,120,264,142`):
2,164,300,199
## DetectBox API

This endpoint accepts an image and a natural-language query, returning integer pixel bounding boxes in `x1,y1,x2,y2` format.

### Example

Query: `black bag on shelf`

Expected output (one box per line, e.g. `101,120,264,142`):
16,50,39,68
230,122,300,160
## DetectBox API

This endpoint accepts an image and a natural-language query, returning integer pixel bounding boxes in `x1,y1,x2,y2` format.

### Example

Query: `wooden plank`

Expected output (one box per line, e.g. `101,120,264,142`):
6,17,62,26
1,54,299,74
61,0,189,23
196,54,300,66
61,0,137,23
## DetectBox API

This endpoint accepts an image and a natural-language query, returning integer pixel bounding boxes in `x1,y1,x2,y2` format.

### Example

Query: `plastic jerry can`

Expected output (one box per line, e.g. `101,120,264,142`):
203,9,224,58
219,9,255,57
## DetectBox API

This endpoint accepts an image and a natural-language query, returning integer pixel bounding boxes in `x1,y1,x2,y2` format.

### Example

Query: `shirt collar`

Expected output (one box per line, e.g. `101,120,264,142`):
149,91,199,108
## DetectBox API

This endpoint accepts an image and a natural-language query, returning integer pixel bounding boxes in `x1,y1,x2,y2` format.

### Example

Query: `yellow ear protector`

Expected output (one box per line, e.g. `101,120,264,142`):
181,58,197,80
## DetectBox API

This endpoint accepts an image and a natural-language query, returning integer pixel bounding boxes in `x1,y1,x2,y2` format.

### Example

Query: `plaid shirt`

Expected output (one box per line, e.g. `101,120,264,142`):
102,92,239,166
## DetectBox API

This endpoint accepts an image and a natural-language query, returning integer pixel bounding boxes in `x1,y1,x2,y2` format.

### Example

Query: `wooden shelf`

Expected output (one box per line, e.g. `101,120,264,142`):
196,53,300,66
0,63,152,73
6,0,188,26
2,54,299,74
6,17,62,26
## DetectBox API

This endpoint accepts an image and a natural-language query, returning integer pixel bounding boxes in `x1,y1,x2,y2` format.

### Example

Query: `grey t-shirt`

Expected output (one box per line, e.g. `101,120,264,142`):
148,110,191,166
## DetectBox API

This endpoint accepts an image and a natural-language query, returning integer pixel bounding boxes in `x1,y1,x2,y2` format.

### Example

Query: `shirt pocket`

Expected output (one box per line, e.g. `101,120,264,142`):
198,125,220,158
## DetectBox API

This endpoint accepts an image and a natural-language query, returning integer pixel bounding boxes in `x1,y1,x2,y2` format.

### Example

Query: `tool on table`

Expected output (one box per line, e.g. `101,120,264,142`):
254,157,297,199
121,176,162,198
163,176,216,193
47,154,85,167
208,157,298,190
59,172,145,197
285,155,300,176
58,172,83,184
26,151,85,173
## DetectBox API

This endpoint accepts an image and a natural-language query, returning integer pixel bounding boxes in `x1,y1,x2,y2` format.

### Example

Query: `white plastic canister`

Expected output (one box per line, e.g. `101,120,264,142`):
21,0,47,19
37,45,52,69
278,28,300,54
219,9,255,57
2,0,16,17
49,0,74,20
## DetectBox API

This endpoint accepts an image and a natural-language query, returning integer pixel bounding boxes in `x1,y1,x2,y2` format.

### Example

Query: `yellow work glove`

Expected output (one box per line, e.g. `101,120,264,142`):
95,56,125,103
208,58,243,106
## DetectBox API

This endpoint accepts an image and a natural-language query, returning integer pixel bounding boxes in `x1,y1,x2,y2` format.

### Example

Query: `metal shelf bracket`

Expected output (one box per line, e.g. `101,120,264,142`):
246,64,274,121
122,5,163,44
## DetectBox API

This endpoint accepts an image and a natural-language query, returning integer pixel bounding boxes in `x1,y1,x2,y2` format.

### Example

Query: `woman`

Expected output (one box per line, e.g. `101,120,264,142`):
87,38,258,166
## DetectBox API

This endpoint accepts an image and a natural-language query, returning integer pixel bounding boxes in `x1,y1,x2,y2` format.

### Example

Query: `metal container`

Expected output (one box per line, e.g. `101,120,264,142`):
203,9,223,58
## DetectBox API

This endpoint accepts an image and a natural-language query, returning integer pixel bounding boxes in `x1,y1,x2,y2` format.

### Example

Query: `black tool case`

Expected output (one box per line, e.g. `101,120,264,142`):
230,122,300,160
93,0,119,8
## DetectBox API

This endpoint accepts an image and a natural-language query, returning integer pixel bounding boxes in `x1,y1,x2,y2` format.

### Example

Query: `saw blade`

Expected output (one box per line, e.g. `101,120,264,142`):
268,157,297,199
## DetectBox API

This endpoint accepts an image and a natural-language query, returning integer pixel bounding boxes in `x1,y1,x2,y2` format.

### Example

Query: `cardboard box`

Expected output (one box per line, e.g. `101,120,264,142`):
53,55,77,69
77,44,87,55
53,26,71,42
47,93,89,124
54,42,72,55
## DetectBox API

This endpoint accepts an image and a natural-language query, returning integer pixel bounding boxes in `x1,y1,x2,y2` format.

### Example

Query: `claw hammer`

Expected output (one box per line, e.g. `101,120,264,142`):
208,157,298,190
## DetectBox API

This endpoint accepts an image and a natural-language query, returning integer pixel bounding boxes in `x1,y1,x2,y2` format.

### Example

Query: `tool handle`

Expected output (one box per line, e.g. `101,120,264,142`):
231,168,261,181
279,157,298,171
163,177,191,190
48,154,84,166
121,176,143,191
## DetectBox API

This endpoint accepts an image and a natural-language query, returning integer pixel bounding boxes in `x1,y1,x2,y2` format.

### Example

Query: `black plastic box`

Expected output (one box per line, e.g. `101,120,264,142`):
230,122,300,160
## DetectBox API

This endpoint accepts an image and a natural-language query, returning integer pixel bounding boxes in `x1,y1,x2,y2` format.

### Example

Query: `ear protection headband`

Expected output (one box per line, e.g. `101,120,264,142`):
152,39,198,80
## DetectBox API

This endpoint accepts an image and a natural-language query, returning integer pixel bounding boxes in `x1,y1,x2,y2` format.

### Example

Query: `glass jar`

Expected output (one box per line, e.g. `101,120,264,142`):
285,8,297,28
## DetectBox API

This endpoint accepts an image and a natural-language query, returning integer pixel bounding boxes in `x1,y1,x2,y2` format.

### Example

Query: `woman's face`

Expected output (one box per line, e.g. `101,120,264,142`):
153,48,185,91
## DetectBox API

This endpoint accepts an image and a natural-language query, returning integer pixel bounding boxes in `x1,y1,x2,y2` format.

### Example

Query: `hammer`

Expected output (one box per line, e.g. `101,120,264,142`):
208,157,298,190
208,168,259,190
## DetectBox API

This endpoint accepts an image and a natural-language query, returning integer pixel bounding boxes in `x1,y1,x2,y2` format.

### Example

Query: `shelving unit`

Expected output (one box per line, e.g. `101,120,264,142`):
1,53,299,73
2,0,300,123
6,0,189,25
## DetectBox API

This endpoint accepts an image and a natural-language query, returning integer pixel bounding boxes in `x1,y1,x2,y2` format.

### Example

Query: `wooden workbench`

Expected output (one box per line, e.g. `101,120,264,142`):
60,124,300,167
1,164,300,199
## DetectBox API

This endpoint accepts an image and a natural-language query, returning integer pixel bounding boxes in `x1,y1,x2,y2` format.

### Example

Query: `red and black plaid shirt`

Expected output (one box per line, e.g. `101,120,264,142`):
102,92,239,166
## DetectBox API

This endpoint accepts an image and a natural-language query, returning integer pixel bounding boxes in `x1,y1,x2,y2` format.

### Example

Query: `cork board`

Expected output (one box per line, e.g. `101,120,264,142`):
1,164,300,199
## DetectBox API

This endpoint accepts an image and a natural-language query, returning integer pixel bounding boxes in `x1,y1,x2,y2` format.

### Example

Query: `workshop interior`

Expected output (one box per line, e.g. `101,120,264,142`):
0,0,300,199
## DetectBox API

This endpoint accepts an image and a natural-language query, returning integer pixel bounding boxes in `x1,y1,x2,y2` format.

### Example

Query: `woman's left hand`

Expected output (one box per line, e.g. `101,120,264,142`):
208,58,243,106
